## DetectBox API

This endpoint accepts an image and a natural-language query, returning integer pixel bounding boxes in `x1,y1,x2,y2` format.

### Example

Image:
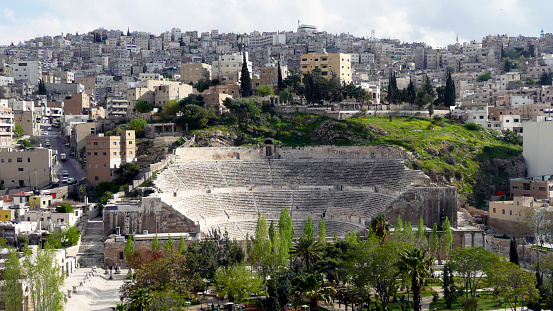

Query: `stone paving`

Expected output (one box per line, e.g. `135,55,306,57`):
62,267,127,311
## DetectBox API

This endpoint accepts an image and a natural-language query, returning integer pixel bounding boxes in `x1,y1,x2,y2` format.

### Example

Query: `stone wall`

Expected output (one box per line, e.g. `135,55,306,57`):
386,186,458,229
272,106,450,120
103,197,200,237
175,145,412,162
489,218,520,236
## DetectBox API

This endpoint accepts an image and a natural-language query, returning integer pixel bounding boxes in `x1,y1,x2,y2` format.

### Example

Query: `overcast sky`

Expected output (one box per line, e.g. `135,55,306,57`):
0,0,549,48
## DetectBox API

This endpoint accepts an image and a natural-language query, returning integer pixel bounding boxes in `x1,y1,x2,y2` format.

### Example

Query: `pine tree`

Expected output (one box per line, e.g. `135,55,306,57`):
317,220,326,244
240,52,252,97
164,234,173,253
178,235,187,253
124,236,135,262
510,237,519,266
277,60,285,90
407,78,417,107
152,234,160,252
430,223,439,257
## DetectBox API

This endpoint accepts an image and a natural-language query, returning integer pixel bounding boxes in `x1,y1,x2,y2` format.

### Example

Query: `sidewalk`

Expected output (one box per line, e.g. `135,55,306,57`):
63,267,127,311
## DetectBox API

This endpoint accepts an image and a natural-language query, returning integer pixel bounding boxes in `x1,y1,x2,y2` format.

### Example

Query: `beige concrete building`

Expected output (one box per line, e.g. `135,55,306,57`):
0,147,54,190
489,196,549,235
76,76,96,98
86,130,136,186
300,53,352,83
204,93,232,114
71,121,97,159
211,52,252,83
255,66,288,88
153,83,193,106
106,98,130,118
510,177,553,200
181,63,211,84
64,93,90,116
0,106,14,147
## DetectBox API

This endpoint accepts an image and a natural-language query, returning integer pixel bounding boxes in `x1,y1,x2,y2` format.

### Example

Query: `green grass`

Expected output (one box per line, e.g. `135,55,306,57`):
429,291,504,310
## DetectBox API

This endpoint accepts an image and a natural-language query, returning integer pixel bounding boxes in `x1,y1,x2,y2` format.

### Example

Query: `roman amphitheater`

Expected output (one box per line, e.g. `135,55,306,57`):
128,142,458,240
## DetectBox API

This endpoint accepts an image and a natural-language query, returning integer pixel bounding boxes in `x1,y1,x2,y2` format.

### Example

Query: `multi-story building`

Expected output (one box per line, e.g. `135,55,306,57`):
63,93,90,116
523,120,553,177
0,106,14,146
85,130,136,186
12,60,42,85
510,177,553,200
0,147,54,190
11,100,38,136
488,196,549,235
153,83,193,106
300,53,352,83
106,98,130,118
211,52,252,83
180,63,211,84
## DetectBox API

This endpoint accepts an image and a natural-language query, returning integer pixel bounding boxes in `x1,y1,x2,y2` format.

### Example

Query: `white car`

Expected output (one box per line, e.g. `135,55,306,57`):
62,177,68,183
67,178,76,184
47,127,52,131
43,132,48,135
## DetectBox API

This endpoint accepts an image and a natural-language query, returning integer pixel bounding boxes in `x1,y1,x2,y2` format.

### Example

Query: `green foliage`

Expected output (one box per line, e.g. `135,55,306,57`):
444,70,456,107
2,247,24,311
303,217,315,241
277,61,285,90
396,248,434,311
125,236,135,261
257,84,274,97
38,79,47,95
509,237,519,266
152,234,160,252
450,246,500,297
135,100,154,113
463,122,480,131
56,203,74,213
317,220,326,245
429,223,439,257
240,53,252,97
158,100,181,120
442,217,453,256
23,243,65,311
303,69,344,104
370,214,391,240
250,214,271,273
164,234,174,253
174,104,217,130
279,88,290,104
487,261,540,310
14,124,24,138
194,77,211,92
48,225,81,248
477,71,492,82
442,262,458,309
214,265,263,302
178,235,186,253
501,129,523,145
115,162,140,185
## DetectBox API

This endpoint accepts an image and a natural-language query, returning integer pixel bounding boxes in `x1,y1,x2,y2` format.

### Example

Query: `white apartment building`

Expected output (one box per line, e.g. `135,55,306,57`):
12,61,42,85
0,106,14,146
211,52,252,82
523,120,553,177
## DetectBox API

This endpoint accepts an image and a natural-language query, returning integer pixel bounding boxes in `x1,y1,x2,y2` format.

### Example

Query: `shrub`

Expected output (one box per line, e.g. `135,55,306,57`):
463,123,480,131
56,203,74,213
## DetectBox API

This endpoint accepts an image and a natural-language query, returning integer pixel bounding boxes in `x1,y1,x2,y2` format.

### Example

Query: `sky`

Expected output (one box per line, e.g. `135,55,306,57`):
0,0,550,48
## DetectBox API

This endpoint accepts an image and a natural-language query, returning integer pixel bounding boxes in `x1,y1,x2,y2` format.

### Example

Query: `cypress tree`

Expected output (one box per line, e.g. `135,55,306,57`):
407,78,416,107
124,236,135,262
277,60,285,90
510,237,519,266
317,220,326,244
303,217,315,240
504,59,511,72
178,235,187,253
240,52,252,97
152,234,160,252
164,234,173,253
444,70,456,107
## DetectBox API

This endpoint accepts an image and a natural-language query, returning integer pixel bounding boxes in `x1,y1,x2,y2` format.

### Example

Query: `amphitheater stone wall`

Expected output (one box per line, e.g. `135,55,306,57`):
103,197,199,237
174,145,412,162
386,186,457,229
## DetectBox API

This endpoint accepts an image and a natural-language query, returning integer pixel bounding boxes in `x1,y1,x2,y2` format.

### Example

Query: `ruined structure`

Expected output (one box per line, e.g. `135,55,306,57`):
103,142,457,240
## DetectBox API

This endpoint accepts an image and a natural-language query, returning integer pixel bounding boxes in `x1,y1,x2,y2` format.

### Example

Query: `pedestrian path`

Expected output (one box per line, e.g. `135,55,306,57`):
63,267,127,311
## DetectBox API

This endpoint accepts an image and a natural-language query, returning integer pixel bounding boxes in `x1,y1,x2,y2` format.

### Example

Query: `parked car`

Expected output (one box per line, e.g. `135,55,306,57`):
62,170,68,177
67,178,76,184
62,177,68,183
47,127,52,131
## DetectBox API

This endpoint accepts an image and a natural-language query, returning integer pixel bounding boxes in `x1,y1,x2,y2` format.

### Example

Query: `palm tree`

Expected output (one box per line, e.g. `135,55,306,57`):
370,215,391,241
396,248,434,311
293,273,336,311
290,236,325,271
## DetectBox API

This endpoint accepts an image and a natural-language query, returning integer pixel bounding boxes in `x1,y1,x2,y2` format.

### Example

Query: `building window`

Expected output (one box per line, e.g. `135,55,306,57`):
113,142,117,145
88,152,91,156
28,158,30,162
95,176,99,181
17,158,22,162
7,159,11,163
113,152,116,155
539,187,546,191
103,152,107,156
129,151,133,155
18,168,23,171
129,141,133,145
502,209,505,214
493,208,496,213
509,210,512,216
104,163,106,168
103,142,106,145
93,142,98,145
1,159,3,163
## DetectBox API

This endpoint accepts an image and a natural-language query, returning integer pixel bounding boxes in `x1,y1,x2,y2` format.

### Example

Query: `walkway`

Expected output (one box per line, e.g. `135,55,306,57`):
63,267,127,311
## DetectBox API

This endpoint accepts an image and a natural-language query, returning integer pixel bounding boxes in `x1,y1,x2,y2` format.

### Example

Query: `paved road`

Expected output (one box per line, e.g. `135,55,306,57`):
39,123,85,184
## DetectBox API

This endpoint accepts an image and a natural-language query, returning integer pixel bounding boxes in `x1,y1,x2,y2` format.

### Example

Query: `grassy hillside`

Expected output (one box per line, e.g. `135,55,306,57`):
189,113,523,207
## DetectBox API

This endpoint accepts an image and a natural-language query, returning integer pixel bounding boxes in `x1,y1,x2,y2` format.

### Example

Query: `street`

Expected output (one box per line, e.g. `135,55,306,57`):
39,124,85,185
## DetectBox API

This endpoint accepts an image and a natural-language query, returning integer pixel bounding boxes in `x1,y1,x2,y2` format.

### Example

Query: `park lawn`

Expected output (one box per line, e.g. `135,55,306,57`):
429,291,503,310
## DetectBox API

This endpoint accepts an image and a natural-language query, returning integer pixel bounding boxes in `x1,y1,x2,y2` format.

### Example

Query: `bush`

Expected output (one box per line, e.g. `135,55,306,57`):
57,203,74,213
463,123,480,131
460,297,478,311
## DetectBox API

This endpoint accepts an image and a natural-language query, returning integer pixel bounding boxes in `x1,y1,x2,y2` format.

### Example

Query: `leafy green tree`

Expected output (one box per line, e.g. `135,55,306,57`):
159,100,181,120
178,94,205,108
115,162,141,185
444,70,456,107
214,265,263,303
152,234,160,252
317,220,326,245
477,71,492,82
504,59,511,72
250,214,271,273
450,246,500,297
14,124,24,137
178,236,186,253
397,248,434,311
38,79,47,95
125,236,135,262
488,261,540,311
423,75,435,97
279,88,290,104
240,53,252,97
278,207,294,261
304,217,315,240
290,235,324,271
292,273,335,311
164,234,173,253
174,104,216,130
135,100,154,113
510,237,519,266
56,203,74,213
443,262,459,309
194,78,211,93
416,216,427,248
415,89,433,110
402,221,415,245
23,243,65,311
442,217,453,257
2,247,24,311
257,85,274,97
407,78,417,107
541,71,553,85
429,223,439,257
128,117,147,137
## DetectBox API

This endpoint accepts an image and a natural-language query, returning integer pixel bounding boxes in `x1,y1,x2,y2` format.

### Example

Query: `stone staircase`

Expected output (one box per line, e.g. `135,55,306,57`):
77,218,105,268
